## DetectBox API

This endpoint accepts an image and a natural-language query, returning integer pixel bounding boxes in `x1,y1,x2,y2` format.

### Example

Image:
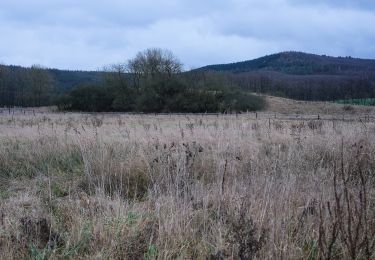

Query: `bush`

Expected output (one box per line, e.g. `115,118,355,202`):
111,87,137,111
62,85,114,112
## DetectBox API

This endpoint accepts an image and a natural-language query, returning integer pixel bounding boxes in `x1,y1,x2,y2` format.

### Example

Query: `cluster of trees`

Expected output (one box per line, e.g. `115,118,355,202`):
0,65,55,107
58,48,265,113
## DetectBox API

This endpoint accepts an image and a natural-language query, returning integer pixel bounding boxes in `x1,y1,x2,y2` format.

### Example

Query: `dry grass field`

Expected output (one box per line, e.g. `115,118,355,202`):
0,105,375,259
264,95,375,115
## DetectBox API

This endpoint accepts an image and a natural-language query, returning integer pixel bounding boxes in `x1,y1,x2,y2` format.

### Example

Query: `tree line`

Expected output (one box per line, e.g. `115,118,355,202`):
229,72,375,102
0,65,55,107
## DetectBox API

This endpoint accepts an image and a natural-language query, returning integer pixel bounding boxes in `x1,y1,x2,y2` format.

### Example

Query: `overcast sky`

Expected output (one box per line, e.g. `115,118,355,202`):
0,0,374,70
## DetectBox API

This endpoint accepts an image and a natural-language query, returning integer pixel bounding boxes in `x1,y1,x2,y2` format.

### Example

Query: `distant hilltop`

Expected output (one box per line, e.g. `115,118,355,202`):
199,51,375,75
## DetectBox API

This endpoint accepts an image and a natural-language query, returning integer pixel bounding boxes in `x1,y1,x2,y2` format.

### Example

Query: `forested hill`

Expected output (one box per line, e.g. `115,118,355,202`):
200,52,375,75
199,52,375,102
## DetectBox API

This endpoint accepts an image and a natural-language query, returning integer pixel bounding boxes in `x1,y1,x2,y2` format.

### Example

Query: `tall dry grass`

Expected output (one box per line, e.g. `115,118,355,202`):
0,112,374,259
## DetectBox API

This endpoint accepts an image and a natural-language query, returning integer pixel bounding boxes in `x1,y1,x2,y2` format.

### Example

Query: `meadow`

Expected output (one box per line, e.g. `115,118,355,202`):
0,109,374,259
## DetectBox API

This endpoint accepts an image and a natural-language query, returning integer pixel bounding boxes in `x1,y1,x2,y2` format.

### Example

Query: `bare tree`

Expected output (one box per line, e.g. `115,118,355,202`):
127,48,182,84
0,65,8,106
0,65,15,107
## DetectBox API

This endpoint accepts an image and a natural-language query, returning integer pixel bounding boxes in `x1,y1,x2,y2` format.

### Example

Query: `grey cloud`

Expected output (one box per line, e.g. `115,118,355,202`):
288,0,375,10
0,0,374,70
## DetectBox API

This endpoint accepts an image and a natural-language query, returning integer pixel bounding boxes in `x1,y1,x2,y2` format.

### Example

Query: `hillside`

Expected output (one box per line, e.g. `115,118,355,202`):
200,51,375,75
263,95,375,115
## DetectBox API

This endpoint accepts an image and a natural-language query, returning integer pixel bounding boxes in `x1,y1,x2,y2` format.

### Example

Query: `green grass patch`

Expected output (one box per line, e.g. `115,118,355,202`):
0,139,83,180
334,98,375,106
